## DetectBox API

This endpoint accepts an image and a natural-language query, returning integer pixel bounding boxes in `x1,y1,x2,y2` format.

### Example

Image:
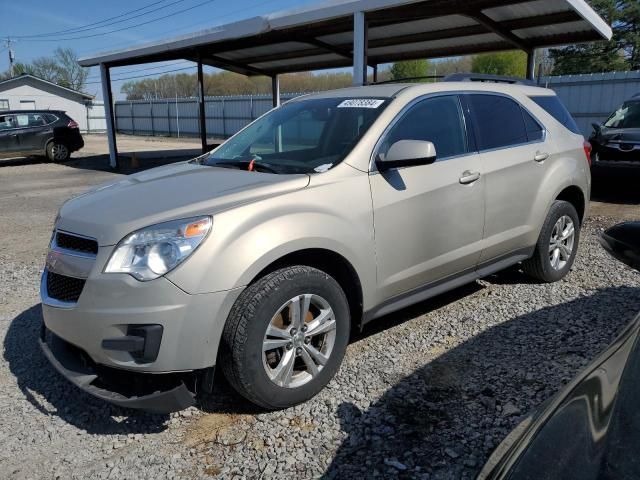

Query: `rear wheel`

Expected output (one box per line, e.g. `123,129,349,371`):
523,200,580,282
46,142,70,162
220,266,350,409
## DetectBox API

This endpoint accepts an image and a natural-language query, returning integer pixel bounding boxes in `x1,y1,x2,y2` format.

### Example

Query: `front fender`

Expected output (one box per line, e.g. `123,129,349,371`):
166,171,377,307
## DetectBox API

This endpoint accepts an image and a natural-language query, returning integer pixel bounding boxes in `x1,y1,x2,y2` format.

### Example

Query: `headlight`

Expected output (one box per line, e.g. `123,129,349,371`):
104,216,212,281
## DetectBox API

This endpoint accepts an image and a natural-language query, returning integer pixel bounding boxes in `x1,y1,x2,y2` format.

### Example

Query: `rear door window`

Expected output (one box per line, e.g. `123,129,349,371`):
28,113,48,127
530,95,580,134
15,114,29,128
466,94,529,151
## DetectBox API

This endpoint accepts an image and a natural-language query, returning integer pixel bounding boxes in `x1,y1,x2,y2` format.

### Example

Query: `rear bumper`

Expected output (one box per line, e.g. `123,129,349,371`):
67,135,84,152
40,326,197,413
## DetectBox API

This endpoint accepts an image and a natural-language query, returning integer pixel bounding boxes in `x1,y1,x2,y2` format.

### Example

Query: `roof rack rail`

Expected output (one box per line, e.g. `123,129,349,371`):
372,75,444,85
443,73,537,86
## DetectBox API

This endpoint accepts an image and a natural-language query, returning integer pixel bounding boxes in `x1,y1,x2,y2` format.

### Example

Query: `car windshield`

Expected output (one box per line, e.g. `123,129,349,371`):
203,97,390,174
604,101,640,129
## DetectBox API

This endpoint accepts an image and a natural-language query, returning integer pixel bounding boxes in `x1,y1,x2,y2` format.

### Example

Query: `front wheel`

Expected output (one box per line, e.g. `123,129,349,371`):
46,142,70,162
219,266,350,409
523,200,581,283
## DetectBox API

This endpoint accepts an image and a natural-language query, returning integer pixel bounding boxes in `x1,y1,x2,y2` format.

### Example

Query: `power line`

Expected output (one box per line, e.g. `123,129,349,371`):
19,0,218,42
77,0,279,56
86,61,191,80
84,65,197,84
10,0,176,39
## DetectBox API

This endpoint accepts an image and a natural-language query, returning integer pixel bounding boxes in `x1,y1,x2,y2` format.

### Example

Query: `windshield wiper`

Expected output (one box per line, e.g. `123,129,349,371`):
208,160,281,174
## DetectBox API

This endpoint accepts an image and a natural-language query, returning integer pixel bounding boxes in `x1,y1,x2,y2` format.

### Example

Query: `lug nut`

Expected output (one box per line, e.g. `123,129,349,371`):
290,328,297,335
286,343,293,350
296,347,303,355
304,337,311,344
301,325,308,333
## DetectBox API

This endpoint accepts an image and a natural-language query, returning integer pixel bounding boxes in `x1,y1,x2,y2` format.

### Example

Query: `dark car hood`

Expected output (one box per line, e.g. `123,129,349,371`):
593,127,640,143
57,161,310,246
479,312,640,480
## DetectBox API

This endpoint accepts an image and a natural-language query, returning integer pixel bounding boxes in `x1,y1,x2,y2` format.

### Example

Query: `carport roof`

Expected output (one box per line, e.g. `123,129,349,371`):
78,0,612,76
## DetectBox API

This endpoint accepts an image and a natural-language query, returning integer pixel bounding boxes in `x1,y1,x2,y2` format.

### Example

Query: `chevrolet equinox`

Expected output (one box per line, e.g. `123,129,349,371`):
40,78,591,412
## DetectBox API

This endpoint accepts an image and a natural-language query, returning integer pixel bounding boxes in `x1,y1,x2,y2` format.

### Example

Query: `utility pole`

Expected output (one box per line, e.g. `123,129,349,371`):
5,38,15,77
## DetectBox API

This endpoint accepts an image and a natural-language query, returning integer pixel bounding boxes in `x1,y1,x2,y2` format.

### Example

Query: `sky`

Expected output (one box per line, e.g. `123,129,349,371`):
0,0,319,99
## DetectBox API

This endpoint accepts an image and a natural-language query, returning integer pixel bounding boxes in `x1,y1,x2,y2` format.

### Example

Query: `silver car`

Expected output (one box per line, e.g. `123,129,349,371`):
40,79,591,412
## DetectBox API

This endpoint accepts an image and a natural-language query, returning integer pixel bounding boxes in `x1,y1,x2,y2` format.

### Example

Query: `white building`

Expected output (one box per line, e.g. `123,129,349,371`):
0,74,105,133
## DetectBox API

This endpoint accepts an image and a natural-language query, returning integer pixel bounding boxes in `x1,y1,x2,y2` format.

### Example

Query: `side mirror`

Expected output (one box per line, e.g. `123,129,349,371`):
599,222,640,272
376,140,437,171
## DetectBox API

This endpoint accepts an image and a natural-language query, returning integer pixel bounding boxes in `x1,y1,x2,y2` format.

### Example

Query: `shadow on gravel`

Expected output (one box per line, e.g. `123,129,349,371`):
4,304,169,435
591,167,640,206
324,284,640,480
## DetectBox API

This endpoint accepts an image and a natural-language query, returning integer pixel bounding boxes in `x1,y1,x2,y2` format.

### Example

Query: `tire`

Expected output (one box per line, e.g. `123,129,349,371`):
220,266,350,409
46,142,70,162
523,200,581,283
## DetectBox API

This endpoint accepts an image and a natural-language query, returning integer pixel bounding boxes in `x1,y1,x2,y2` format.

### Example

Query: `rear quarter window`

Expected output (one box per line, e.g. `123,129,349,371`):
530,95,580,135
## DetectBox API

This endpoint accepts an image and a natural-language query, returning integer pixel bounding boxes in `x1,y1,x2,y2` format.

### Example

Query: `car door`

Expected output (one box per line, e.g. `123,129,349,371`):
464,93,549,264
0,114,19,158
20,113,53,154
369,94,486,301
11,113,43,155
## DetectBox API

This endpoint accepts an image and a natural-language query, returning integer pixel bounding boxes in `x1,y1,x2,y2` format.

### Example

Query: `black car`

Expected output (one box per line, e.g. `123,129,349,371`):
590,94,640,167
478,222,640,480
0,110,84,162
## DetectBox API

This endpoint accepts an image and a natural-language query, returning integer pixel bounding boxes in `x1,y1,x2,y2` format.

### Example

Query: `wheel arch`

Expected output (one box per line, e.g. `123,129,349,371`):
555,185,586,223
250,248,364,331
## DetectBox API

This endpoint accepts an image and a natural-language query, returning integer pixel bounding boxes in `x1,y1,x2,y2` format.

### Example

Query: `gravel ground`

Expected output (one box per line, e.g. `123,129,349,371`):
0,213,639,479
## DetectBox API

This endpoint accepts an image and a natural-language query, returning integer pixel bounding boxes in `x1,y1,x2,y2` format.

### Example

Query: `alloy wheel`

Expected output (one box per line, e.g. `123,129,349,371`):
549,215,576,270
52,144,68,161
262,294,337,389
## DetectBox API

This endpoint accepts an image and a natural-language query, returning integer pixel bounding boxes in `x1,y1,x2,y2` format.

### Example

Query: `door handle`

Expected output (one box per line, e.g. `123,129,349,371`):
534,151,549,162
459,170,481,185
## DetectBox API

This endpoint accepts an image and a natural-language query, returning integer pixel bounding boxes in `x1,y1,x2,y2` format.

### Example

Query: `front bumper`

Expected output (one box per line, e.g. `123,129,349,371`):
42,271,242,372
40,326,195,413
592,145,640,167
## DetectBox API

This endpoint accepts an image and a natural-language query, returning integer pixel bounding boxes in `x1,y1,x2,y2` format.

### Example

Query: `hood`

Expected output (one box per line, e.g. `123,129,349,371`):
57,162,310,245
594,127,640,143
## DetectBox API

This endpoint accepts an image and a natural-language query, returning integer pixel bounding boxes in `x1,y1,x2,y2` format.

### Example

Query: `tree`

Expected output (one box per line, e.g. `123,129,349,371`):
472,51,527,77
432,56,473,77
31,57,61,83
549,0,639,74
0,48,88,91
121,71,353,100
52,48,88,91
0,63,33,80
389,59,431,80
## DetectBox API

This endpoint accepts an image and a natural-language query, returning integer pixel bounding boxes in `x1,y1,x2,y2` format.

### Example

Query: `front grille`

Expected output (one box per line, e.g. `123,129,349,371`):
46,271,86,303
56,231,98,255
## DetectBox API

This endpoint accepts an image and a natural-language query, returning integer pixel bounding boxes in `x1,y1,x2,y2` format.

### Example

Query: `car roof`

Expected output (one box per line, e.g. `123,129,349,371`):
291,81,555,102
1,110,66,115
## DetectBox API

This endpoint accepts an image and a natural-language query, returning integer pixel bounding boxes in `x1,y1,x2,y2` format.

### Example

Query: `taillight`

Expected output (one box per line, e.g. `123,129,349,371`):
68,120,79,129
583,140,592,167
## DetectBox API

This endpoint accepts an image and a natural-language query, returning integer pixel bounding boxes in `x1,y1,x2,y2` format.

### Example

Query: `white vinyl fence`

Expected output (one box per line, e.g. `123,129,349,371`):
114,94,299,139
110,72,640,140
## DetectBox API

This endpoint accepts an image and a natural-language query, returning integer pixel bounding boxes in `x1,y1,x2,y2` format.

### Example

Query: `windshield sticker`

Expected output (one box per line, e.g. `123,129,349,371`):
337,99,385,109
314,163,333,173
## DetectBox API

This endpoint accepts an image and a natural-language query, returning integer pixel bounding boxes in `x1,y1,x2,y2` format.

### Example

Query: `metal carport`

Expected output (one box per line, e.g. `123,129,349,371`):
79,0,612,169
